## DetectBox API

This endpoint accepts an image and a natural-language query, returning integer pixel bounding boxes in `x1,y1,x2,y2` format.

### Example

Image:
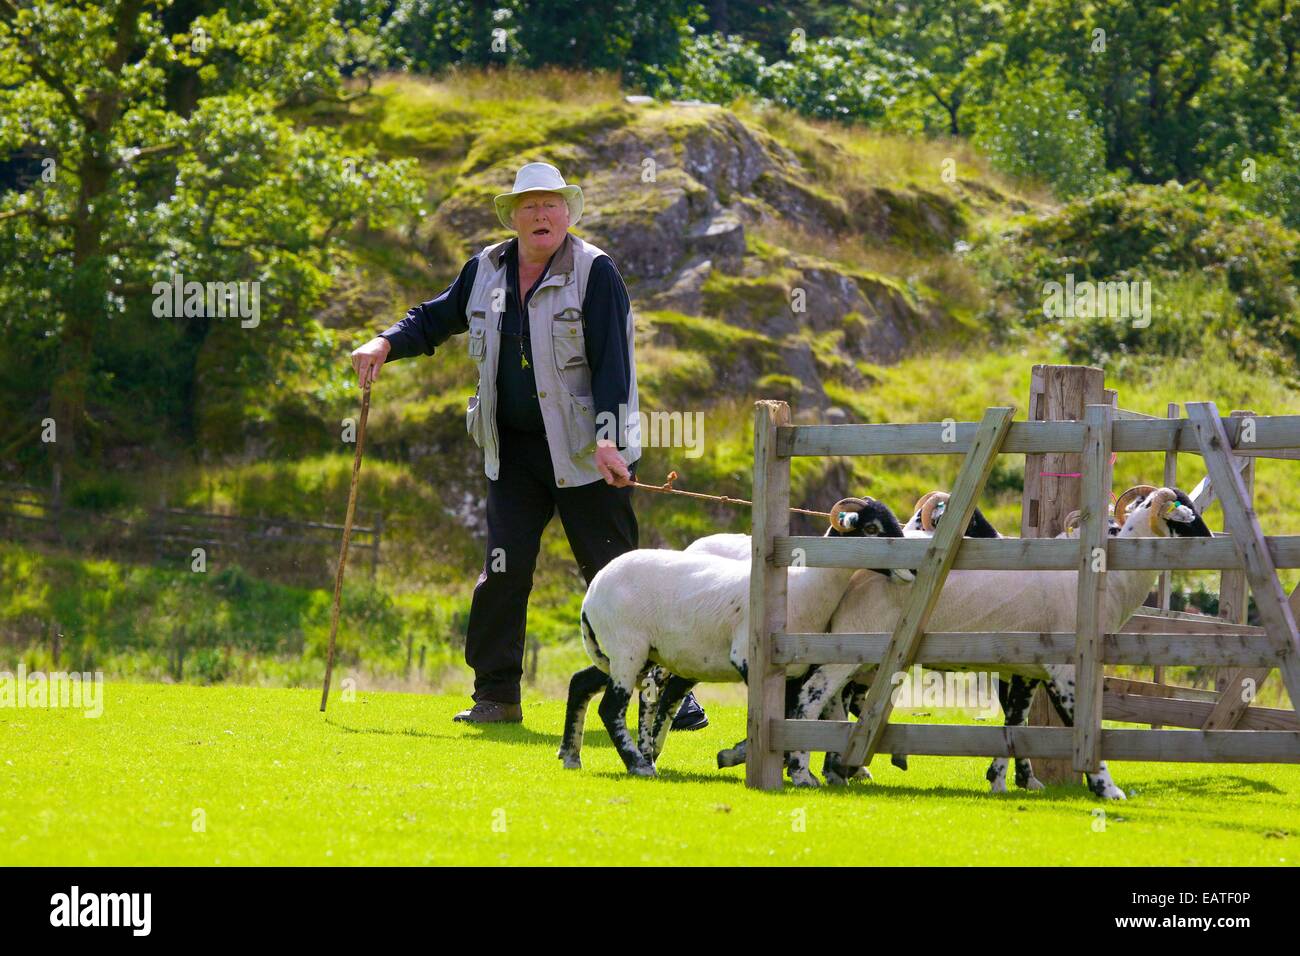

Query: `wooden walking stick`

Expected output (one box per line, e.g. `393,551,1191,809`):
320,382,372,712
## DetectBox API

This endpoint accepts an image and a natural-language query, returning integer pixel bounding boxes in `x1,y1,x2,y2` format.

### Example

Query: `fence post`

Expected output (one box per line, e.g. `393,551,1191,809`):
746,400,790,791
1153,401,1180,719
1022,364,1106,783
1216,410,1255,691
1073,403,1114,773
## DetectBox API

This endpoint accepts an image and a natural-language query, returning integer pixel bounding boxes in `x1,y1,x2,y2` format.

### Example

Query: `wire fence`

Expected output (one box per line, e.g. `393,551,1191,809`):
0,481,382,584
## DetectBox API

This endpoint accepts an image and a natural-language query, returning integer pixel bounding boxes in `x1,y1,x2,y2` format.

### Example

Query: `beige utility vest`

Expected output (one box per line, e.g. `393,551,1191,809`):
463,233,642,487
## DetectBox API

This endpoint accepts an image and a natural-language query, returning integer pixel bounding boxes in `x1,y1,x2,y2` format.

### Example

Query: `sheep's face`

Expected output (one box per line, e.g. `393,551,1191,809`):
1119,487,1211,538
828,497,905,539
904,491,941,534
829,497,914,583
1163,489,1213,538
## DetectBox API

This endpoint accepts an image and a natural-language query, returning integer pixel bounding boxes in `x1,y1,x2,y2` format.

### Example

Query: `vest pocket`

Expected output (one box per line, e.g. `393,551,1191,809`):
562,393,597,458
468,311,487,360
466,391,484,448
550,308,587,391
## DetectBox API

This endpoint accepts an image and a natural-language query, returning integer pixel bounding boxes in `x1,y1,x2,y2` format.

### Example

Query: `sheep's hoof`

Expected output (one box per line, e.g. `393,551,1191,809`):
891,754,909,771
629,762,656,778
716,747,743,769
790,771,821,788
1021,777,1045,791
988,778,1008,794
824,771,848,787
1087,775,1126,800
851,766,872,781
558,752,582,770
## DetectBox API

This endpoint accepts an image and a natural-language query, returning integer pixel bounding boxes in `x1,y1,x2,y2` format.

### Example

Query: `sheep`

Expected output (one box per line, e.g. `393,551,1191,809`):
557,497,911,784
983,485,1148,792
903,490,1001,540
684,528,891,783
785,486,1213,797
686,491,999,781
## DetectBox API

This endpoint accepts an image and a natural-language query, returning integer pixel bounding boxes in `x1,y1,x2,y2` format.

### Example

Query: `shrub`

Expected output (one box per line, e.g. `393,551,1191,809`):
972,70,1107,199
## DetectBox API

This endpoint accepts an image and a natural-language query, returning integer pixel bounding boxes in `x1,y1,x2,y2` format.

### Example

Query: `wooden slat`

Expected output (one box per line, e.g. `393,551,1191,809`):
1208,411,1262,729
1154,401,1180,716
773,534,1300,571
1114,407,1159,421
772,631,1282,667
1122,611,1262,636
1112,415,1300,453
1072,404,1113,771
1103,691,1299,731
779,419,1081,457
779,414,1300,458
1187,401,1300,729
1103,676,1217,702
746,401,790,790
773,721,1300,762
840,407,1016,768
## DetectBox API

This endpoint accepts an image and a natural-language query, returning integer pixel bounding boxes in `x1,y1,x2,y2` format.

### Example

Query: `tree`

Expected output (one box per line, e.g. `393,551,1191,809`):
0,0,418,475
858,0,1006,134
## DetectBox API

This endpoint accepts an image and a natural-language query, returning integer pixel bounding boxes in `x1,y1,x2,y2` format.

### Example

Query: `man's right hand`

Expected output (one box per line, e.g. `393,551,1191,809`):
351,336,392,388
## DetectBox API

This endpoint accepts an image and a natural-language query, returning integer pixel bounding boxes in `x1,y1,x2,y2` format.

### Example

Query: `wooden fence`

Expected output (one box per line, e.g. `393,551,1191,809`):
745,397,1300,790
0,481,382,580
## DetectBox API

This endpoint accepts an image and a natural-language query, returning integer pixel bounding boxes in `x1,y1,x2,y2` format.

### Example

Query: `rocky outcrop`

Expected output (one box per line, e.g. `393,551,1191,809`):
425,97,984,417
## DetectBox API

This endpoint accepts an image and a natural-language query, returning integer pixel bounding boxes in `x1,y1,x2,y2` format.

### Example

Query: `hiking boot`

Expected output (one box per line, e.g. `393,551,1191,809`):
453,700,523,724
671,691,708,731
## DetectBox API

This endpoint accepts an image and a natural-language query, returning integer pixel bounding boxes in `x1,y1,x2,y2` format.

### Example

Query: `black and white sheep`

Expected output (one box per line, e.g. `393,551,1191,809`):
784,486,1213,796
557,496,910,784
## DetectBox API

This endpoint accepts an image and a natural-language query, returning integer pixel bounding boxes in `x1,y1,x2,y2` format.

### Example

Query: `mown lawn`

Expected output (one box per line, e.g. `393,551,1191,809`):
1,682,1297,866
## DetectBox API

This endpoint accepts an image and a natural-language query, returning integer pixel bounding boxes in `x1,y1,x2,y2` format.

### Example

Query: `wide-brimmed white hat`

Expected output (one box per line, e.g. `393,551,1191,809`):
494,162,584,230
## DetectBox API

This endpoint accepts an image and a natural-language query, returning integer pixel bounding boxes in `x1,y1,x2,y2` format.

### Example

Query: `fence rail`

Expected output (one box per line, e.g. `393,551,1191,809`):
0,481,382,580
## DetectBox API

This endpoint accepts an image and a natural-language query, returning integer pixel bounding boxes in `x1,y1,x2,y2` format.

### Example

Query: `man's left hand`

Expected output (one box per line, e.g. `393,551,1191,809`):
594,441,632,487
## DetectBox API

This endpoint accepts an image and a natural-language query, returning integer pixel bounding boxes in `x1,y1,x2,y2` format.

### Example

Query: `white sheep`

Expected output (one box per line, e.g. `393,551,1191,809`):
785,487,1212,797
557,497,912,784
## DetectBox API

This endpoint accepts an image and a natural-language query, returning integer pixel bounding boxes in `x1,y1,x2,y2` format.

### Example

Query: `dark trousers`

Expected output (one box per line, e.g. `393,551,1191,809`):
464,423,638,704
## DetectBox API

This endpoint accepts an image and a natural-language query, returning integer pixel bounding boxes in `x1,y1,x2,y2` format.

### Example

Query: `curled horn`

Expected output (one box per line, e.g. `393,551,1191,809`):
919,492,949,533
1062,510,1082,536
830,496,871,532
1115,484,1159,522
911,491,940,523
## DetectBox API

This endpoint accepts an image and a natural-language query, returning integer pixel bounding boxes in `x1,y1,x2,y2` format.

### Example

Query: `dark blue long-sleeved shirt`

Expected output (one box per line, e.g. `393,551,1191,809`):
379,238,633,449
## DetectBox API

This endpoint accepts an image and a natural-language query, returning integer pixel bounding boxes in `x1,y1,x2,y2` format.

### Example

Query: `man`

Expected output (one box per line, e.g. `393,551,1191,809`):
350,162,707,730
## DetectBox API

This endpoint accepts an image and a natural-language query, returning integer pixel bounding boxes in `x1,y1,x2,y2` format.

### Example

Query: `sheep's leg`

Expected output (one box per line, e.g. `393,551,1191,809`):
716,668,801,769
845,672,906,771
1042,665,1125,800
821,691,872,785
786,664,857,788
717,738,747,768
648,673,696,764
986,674,1044,793
557,665,609,770
830,680,876,780
636,665,668,763
598,674,656,777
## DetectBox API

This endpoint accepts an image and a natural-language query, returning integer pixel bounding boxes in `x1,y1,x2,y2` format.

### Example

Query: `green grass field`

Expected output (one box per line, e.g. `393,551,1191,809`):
2,682,1297,866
